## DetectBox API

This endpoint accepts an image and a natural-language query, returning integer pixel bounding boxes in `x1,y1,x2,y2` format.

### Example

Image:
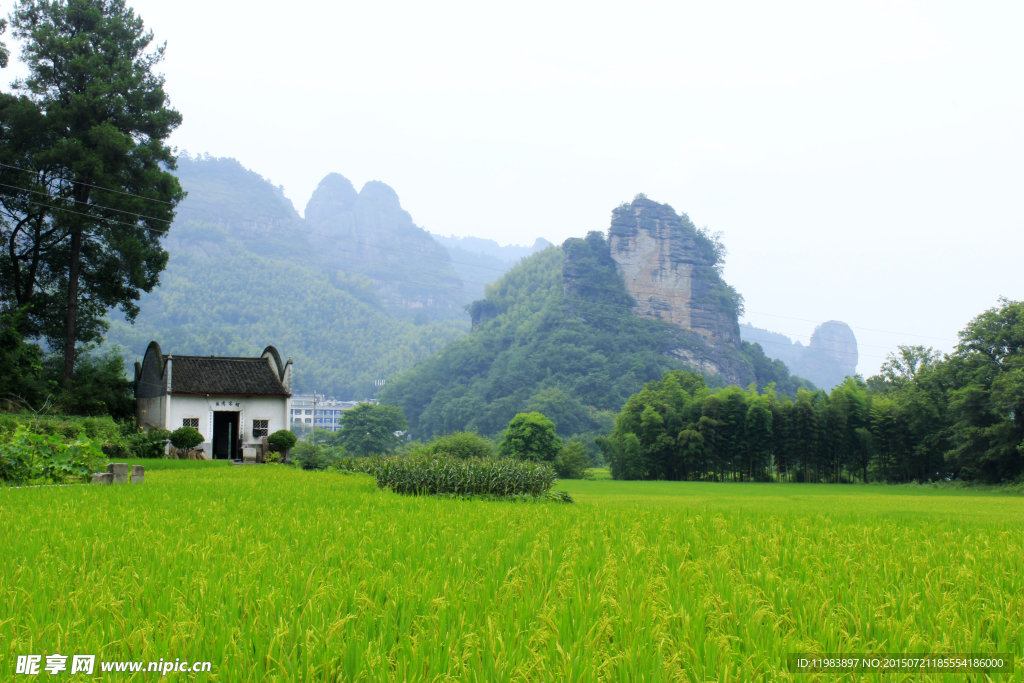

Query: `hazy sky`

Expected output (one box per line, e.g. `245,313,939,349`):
8,1,1021,375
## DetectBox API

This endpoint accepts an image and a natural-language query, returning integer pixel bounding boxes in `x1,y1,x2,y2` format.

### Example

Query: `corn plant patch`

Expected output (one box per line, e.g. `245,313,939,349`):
337,454,557,497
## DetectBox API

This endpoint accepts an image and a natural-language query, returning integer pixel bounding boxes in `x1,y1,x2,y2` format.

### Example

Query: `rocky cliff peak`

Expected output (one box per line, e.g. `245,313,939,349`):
607,196,740,348
302,173,465,316
304,173,358,224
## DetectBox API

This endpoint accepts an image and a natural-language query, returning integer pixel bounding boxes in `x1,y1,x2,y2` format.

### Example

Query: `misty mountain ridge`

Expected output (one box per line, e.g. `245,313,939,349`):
430,234,553,299
739,321,859,390
105,154,855,400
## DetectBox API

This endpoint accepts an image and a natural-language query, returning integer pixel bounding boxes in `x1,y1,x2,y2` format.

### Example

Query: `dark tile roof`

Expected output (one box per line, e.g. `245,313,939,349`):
169,356,288,396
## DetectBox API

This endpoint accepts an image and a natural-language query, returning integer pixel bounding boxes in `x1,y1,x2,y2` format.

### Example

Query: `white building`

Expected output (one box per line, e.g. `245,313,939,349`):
289,395,375,431
134,341,293,460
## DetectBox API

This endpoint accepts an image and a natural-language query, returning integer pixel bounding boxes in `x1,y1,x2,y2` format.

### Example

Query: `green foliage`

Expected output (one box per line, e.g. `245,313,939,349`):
335,403,408,456
3,0,184,382
291,441,345,471
410,430,495,460
43,347,135,419
603,300,1024,485
498,412,562,462
0,425,106,484
554,441,589,479
0,310,134,417
939,298,1024,482
103,231,468,398
336,454,557,497
267,429,297,451
601,369,879,482
0,411,120,443
168,426,204,451
127,428,171,459
0,309,47,407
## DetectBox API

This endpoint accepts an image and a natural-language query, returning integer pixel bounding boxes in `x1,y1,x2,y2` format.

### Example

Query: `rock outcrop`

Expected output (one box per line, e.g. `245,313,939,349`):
304,174,466,316
608,197,741,348
560,197,753,386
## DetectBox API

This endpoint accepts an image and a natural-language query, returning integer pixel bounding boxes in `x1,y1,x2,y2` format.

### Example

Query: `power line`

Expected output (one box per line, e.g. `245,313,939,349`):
0,171,967,350
0,161,177,205
0,180,173,225
1,193,941,360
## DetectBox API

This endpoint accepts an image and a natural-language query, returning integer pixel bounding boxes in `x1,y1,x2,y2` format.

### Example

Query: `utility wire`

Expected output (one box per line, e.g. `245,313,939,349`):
3,192,956,358
0,170,968,348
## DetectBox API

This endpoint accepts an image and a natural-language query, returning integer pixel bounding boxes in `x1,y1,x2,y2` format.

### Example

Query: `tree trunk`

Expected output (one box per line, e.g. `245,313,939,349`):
63,228,82,388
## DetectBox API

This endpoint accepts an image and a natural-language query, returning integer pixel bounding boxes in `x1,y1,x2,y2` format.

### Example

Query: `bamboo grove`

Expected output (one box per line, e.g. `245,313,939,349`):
599,298,1024,485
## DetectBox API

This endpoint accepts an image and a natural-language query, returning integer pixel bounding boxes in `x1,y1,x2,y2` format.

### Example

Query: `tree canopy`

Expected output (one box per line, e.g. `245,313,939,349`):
2,0,184,384
498,412,562,463
335,403,408,457
602,298,1024,484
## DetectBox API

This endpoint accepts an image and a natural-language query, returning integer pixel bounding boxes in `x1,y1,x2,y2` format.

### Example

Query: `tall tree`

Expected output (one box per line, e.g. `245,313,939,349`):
498,412,562,463
6,0,183,385
943,298,1024,482
336,403,408,456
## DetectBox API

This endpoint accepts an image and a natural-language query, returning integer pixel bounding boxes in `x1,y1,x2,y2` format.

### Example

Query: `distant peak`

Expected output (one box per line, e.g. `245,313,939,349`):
357,180,402,209
305,173,358,219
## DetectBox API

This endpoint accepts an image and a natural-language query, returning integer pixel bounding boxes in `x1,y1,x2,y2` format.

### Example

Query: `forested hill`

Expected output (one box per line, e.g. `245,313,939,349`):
379,231,815,440
103,155,471,398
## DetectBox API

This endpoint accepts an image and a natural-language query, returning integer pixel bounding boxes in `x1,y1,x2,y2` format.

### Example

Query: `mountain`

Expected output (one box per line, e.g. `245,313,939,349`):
103,155,471,397
305,175,466,318
430,235,552,299
380,197,814,439
740,321,859,390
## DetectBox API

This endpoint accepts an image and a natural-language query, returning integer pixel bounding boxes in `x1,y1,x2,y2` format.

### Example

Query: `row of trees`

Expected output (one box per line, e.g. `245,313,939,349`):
0,0,181,410
601,299,1023,484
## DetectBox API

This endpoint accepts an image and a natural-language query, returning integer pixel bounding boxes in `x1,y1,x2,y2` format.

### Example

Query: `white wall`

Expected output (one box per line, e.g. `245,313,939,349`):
167,394,289,455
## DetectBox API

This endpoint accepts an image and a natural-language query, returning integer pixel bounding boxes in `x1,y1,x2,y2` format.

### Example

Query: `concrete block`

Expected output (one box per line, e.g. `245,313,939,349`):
107,462,129,484
130,465,145,484
242,446,258,464
92,472,113,485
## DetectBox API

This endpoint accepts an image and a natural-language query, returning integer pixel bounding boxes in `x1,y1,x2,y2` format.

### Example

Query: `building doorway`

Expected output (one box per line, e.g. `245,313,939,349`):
212,411,240,460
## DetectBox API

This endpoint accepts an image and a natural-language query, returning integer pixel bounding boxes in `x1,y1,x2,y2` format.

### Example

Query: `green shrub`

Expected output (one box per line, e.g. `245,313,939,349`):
0,426,106,484
410,430,495,460
291,441,345,470
267,429,297,451
127,429,171,459
169,426,204,451
335,454,557,497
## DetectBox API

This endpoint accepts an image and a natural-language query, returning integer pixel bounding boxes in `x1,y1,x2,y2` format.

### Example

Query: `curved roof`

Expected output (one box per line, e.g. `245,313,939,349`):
169,356,289,395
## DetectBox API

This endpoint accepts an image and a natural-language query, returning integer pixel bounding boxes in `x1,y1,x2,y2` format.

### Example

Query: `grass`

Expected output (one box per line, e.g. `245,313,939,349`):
1,463,1021,682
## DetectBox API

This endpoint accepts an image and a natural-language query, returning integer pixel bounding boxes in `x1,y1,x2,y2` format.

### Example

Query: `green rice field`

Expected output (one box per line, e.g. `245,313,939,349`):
1,462,1022,681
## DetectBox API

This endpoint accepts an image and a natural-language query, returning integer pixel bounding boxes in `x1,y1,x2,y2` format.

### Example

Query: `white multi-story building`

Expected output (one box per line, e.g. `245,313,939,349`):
289,395,375,431
134,341,293,460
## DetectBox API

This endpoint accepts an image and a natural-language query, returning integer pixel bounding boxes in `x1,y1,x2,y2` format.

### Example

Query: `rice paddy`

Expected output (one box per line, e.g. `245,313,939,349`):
1,462,1021,681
